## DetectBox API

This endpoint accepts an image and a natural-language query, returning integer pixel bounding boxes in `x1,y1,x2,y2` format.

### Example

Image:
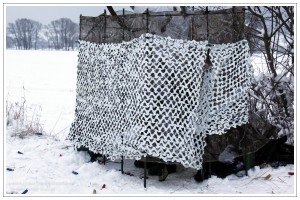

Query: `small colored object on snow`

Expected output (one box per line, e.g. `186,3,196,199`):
92,189,96,194
17,151,23,154
59,154,62,157
288,172,294,176
264,174,272,180
101,184,106,189
21,189,28,194
6,168,14,171
72,171,78,175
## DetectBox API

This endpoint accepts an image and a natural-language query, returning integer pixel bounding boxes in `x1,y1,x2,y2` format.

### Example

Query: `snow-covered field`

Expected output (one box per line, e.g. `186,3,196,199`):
4,50,296,196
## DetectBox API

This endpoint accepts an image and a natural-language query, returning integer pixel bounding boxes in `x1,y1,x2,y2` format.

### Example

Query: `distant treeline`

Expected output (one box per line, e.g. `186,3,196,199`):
7,18,79,50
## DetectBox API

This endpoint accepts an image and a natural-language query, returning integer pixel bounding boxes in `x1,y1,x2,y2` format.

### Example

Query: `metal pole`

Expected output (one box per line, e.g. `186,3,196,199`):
191,6,194,40
144,158,147,188
121,136,124,174
144,9,149,186
245,155,248,176
104,9,107,43
79,14,82,40
146,8,149,33
121,8,125,172
122,8,125,41
121,156,124,174
242,7,246,40
206,6,209,41
208,162,211,178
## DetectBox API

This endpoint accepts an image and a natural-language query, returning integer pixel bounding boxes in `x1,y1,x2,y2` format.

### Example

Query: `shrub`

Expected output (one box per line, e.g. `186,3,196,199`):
6,97,43,138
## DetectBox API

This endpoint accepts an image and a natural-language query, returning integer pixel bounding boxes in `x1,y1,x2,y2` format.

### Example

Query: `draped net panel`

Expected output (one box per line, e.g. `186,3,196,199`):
68,34,251,170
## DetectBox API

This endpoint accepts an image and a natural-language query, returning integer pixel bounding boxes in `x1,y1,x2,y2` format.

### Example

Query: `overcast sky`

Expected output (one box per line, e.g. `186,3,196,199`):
5,6,133,25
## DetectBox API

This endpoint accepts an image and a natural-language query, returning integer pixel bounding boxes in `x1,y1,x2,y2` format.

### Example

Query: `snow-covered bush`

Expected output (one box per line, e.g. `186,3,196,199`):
250,71,294,143
246,6,294,144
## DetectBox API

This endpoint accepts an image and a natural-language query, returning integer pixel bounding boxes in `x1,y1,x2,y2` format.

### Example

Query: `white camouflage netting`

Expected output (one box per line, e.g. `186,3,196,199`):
68,34,252,170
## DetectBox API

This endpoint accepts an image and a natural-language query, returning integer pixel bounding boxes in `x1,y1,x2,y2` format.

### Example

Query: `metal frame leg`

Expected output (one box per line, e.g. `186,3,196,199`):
244,153,248,176
121,135,124,174
208,162,212,178
121,156,124,174
144,160,147,188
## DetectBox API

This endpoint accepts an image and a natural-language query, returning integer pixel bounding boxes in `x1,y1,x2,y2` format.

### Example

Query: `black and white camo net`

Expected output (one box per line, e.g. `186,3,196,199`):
68,34,252,170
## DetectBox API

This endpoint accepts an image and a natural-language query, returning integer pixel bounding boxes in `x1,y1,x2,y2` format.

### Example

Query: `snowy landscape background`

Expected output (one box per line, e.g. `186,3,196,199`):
4,50,295,195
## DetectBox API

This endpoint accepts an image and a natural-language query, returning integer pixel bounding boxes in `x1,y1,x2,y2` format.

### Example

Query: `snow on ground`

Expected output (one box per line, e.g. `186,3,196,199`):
5,130,295,195
4,50,295,195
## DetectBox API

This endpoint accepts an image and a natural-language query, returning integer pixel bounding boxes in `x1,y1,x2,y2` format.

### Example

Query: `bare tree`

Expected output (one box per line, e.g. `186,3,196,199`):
6,35,15,49
246,6,294,142
7,18,42,50
46,18,78,50
7,22,22,49
33,22,42,49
